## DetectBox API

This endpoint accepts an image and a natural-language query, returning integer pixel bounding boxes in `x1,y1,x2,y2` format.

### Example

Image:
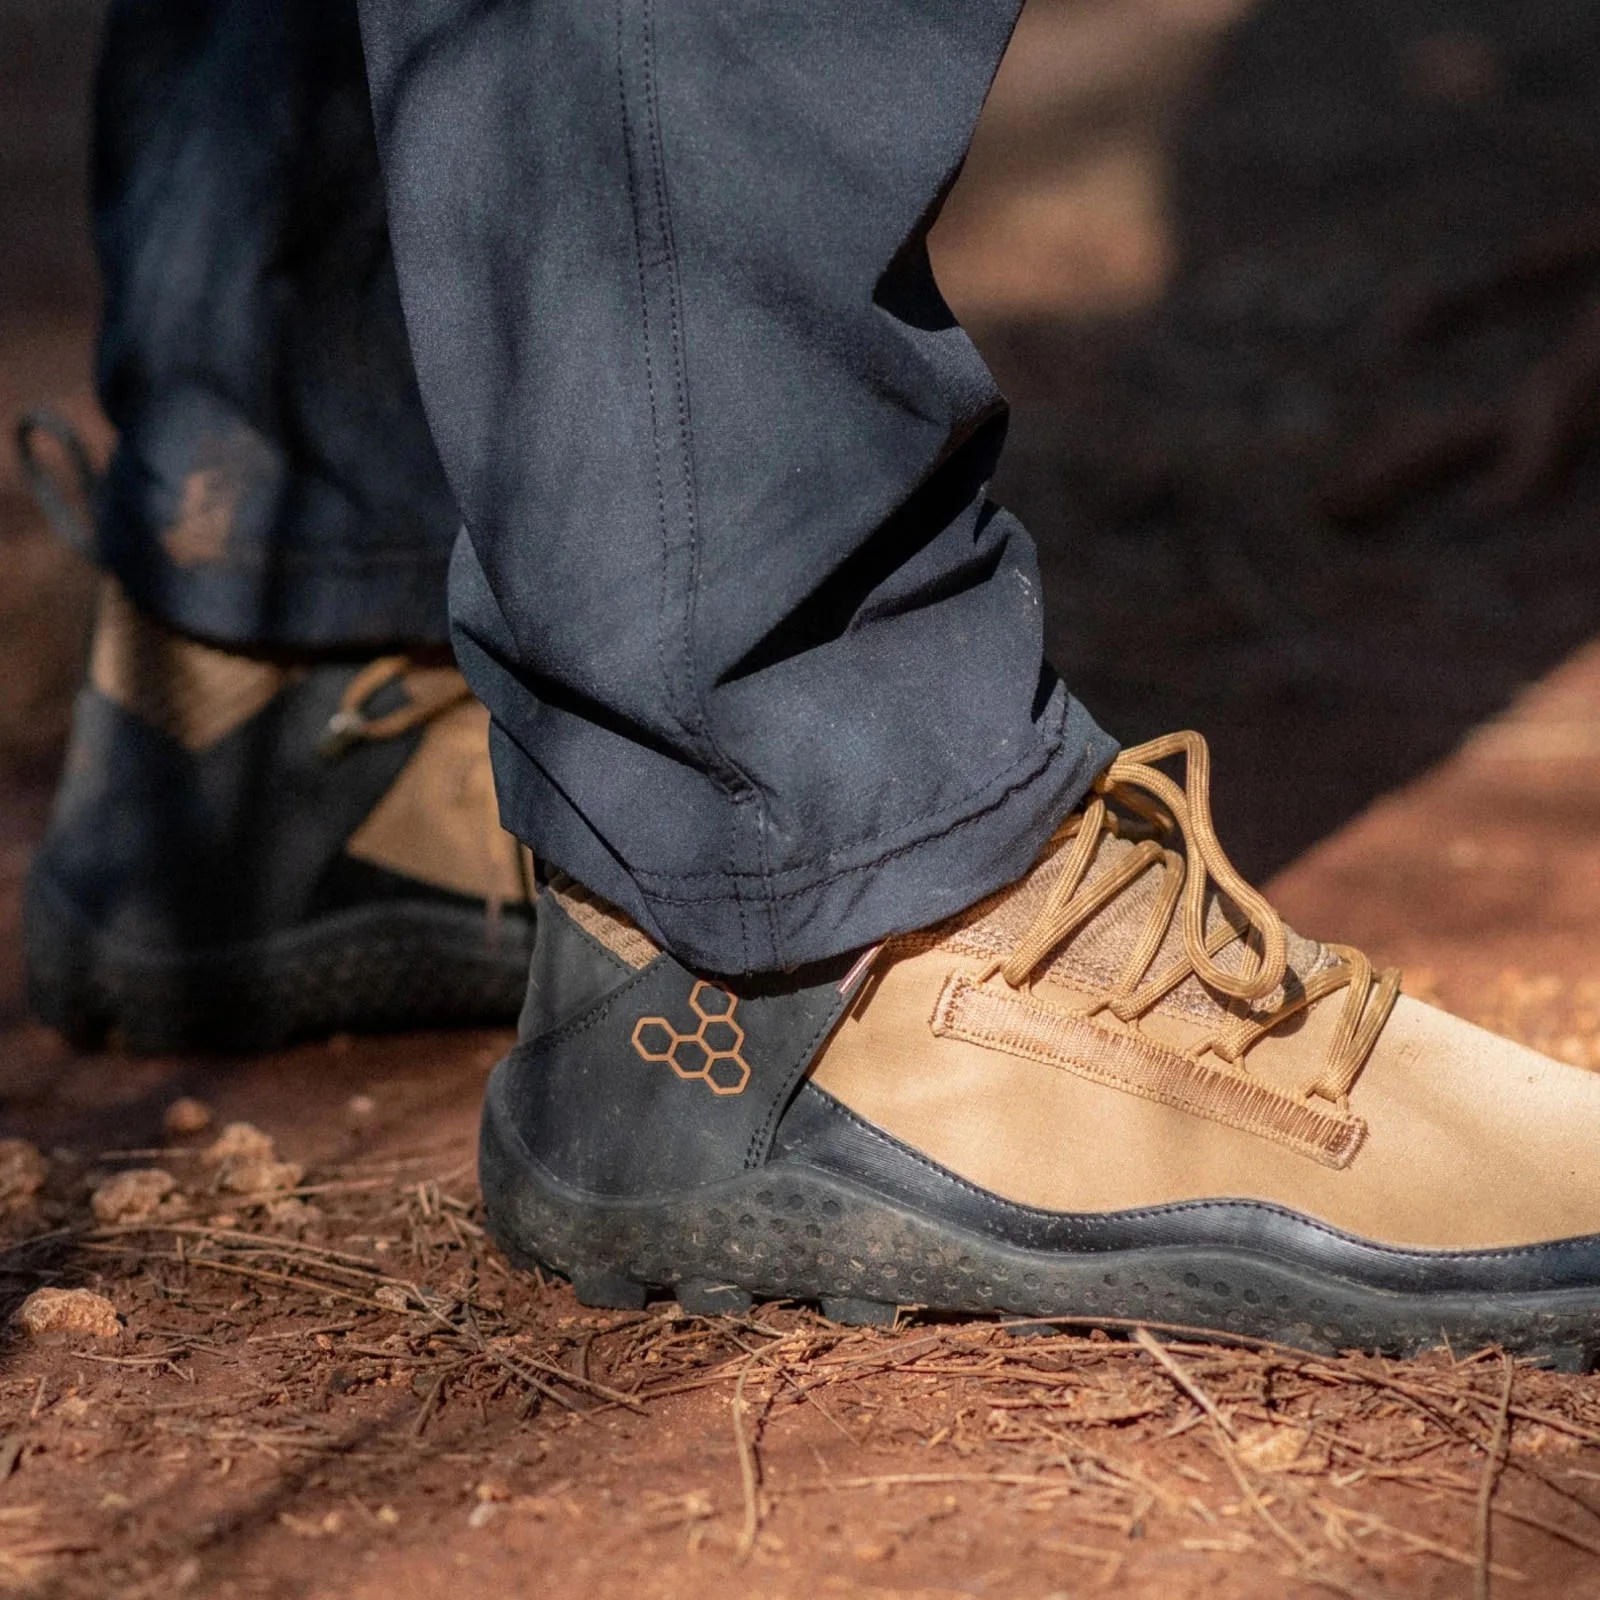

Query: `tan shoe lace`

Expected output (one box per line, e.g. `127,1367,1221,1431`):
980,731,1400,1110
317,655,474,757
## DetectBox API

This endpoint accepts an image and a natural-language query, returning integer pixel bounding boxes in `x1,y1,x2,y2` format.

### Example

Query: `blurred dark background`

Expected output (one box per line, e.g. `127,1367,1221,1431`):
5,0,1600,897
949,0,1600,882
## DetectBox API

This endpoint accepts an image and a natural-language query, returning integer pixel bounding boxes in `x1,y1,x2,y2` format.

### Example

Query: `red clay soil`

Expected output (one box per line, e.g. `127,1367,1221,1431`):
9,2,1600,1597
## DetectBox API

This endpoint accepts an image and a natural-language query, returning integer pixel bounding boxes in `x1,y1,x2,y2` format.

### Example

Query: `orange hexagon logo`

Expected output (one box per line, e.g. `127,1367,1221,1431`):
631,982,751,1096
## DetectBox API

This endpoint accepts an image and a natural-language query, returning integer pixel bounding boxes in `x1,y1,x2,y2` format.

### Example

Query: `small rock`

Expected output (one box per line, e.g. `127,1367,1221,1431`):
278,1510,343,1538
265,1197,320,1230
852,1539,895,1564
466,1501,499,1530
217,1158,304,1197
204,1122,277,1165
203,1123,303,1198
91,1168,178,1224
373,1285,411,1313
346,1094,377,1126
0,1139,48,1214
1521,1423,1583,1456
1235,1421,1310,1473
17,1287,121,1341
163,1097,213,1137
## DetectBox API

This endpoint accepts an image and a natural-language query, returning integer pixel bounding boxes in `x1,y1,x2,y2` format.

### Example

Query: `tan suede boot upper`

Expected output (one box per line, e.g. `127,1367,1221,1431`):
810,731,1600,1253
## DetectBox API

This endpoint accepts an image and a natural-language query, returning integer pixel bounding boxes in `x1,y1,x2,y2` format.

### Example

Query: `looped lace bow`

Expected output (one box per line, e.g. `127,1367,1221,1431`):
985,731,1400,1109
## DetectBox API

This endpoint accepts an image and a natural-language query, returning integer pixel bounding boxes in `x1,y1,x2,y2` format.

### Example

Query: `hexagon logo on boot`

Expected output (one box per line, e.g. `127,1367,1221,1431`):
631,982,751,1096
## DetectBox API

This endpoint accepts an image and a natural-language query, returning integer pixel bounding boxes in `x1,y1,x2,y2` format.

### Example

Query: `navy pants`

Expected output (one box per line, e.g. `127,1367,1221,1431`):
93,0,1116,972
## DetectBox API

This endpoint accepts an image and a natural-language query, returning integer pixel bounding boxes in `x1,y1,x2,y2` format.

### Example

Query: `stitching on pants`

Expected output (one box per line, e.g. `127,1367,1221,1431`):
624,703,1104,891
622,0,765,964
635,0,703,758
613,0,677,787
639,0,766,966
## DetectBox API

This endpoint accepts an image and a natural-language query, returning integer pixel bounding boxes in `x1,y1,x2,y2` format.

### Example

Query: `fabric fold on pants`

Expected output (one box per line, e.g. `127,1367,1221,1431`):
361,0,1116,969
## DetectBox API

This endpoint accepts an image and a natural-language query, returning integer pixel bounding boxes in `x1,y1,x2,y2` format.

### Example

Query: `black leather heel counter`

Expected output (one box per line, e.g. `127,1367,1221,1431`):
501,917,861,1201
515,895,644,1042
40,677,421,945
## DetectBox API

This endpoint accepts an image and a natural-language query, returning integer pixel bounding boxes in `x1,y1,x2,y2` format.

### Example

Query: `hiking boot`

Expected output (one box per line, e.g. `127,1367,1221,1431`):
25,578,535,1052
481,731,1600,1367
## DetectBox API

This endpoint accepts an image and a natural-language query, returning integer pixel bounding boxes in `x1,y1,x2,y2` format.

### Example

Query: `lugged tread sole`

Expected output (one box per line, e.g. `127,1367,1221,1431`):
25,865,533,1054
480,1059,1600,1369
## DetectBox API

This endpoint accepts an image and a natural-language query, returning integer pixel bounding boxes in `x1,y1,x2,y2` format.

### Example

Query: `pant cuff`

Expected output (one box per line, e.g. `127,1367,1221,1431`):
500,699,1118,974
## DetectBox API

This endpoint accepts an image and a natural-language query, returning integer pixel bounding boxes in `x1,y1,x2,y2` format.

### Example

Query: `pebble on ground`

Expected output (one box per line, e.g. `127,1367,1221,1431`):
90,1168,179,1224
17,1286,122,1341
0,1138,47,1213
163,1097,213,1137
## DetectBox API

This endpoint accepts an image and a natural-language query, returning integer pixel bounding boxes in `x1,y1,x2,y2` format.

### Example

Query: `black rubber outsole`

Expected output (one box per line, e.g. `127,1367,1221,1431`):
480,1058,1600,1371
24,866,534,1054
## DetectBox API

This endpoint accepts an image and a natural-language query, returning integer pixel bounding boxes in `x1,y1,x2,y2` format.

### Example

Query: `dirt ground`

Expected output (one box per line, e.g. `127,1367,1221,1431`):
8,1,1600,1596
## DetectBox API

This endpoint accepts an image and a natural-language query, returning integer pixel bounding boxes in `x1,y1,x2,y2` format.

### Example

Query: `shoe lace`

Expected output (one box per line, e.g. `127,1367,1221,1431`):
317,655,474,757
982,731,1401,1109
16,409,100,561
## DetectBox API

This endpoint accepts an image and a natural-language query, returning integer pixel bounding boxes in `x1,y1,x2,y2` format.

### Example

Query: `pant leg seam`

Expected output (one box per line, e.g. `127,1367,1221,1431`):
614,0,680,791
634,0,766,965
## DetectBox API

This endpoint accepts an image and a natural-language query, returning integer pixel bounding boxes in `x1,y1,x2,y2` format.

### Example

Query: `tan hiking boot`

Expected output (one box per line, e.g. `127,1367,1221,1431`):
481,730,1600,1366
26,578,535,1051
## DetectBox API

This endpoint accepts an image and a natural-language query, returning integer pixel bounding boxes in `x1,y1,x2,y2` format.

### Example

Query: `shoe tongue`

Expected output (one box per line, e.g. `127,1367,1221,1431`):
926,831,1334,1024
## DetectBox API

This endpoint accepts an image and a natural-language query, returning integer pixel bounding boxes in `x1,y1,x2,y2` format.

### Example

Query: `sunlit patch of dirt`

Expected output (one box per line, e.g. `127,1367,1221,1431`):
6,1111,1600,1600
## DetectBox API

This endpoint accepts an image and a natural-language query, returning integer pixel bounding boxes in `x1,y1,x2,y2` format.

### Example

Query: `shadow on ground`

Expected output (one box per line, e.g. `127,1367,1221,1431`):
973,0,1600,877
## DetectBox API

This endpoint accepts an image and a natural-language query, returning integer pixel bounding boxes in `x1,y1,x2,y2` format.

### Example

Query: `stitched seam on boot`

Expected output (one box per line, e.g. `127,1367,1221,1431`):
744,998,851,1171
932,974,1367,1170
